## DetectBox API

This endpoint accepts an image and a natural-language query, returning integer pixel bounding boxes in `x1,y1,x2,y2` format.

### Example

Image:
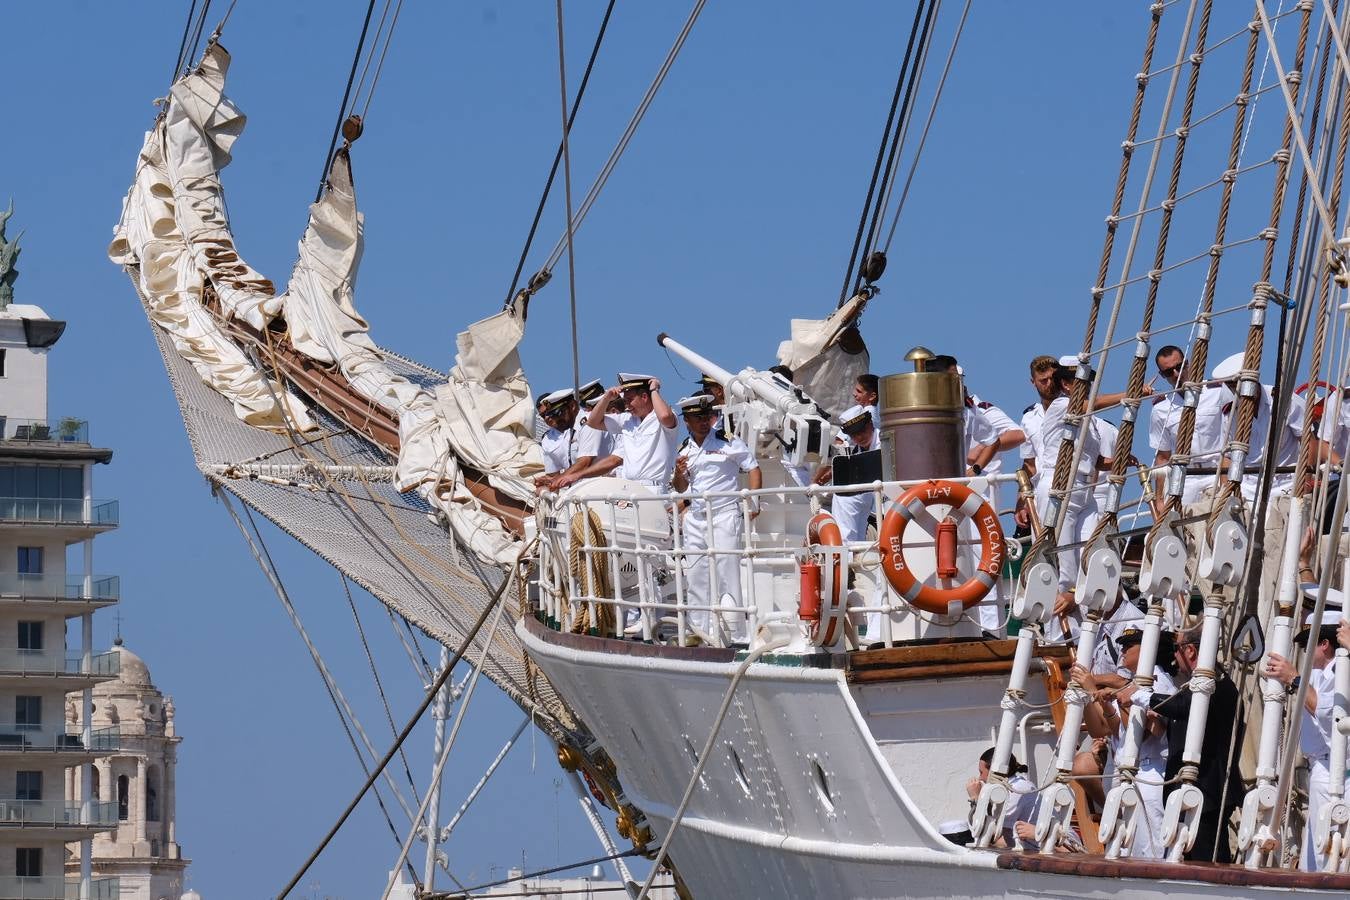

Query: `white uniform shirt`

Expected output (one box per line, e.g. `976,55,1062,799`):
973,401,1020,475
1109,666,1176,775
1273,390,1307,495
1039,396,1102,484
1299,658,1339,762
601,411,680,487
1090,599,1145,677
678,431,758,513
1153,386,1225,502
1020,403,1048,465
962,406,999,467
540,425,579,475
1148,391,1181,453
1093,419,1119,507
1318,390,1350,457
577,421,614,459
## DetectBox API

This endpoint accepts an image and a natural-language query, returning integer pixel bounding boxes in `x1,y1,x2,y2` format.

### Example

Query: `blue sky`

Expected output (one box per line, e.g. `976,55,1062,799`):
1,1,1309,895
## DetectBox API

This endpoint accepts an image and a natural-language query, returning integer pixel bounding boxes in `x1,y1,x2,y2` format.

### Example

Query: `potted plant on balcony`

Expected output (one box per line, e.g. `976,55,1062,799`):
56,417,83,442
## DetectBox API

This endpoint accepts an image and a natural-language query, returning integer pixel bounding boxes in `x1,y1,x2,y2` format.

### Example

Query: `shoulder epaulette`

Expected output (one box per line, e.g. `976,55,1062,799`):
1022,403,1036,414
714,427,728,441
678,436,692,451
978,401,994,410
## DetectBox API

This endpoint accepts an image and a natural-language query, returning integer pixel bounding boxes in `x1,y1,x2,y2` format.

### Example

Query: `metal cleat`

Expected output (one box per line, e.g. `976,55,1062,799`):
1097,782,1140,859
1013,561,1058,624
970,780,1010,848
1161,782,1205,862
1034,783,1075,854
1198,500,1248,587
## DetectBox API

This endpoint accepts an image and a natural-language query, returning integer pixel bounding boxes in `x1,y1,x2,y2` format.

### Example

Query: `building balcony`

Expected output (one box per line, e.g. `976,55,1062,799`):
0,875,118,900
0,573,119,609
0,799,118,830
0,649,119,682
0,499,118,530
0,418,90,445
0,724,118,756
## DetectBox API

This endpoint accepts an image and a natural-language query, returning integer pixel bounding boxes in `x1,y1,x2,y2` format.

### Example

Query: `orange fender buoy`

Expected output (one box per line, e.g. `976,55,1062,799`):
800,512,847,646
878,479,1004,616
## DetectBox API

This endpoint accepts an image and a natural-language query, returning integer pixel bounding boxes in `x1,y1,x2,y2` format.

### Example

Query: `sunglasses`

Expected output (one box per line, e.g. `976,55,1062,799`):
683,410,713,419
1159,364,1183,378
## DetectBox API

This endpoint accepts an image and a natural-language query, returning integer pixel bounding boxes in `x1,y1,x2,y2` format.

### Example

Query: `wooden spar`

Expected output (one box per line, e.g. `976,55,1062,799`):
199,285,529,536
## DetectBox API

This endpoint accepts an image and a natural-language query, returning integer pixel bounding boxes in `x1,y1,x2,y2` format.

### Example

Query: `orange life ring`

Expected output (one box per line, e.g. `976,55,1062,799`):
799,512,847,646
878,479,1004,616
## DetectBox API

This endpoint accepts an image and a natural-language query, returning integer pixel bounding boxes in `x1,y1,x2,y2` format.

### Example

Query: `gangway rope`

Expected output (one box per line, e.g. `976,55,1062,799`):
276,547,529,899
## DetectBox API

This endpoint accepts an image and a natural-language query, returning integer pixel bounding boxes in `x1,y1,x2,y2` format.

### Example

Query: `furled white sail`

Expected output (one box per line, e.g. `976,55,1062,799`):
111,41,542,566
109,126,313,432
776,294,871,417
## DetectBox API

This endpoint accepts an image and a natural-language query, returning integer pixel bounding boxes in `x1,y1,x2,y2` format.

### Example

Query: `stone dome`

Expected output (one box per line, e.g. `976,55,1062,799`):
111,638,154,688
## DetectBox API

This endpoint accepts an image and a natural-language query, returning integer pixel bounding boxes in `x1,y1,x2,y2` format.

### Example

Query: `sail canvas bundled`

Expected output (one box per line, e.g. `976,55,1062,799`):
777,293,870,417
110,42,542,566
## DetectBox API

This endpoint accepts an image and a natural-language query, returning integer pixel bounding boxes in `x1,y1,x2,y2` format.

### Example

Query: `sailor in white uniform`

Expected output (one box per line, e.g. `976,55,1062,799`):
1211,351,1273,504
823,404,881,545
671,394,761,644
564,373,680,491
538,389,582,478
1038,359,1106,596
575,379,616,464
1264,609,1350,871
1111,627,1176,859
1149,348,1226,509
1015,355,1063,533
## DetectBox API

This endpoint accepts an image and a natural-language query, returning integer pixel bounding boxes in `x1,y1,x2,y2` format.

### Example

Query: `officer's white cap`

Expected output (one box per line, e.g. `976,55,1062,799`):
676,394,716,412
1058,354,1081,368
618,373,655,391
541,388,575,406
839,404,873,433
1211,352,1245,381
1304,608,1344,627
1300,583,1345,609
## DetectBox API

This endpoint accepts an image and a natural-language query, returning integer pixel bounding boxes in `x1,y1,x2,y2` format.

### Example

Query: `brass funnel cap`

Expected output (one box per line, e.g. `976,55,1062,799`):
904,346,935,373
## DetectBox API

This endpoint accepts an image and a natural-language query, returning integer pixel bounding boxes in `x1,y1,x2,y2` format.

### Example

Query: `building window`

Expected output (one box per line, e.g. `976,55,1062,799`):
16,622,42,652
14,696,39,731
91,765,100,802
147,766,160,822
0,465,82,499
15,847,40,878
14,772,40,802
117,775,129,821
16,547,42,575
0,349,6,378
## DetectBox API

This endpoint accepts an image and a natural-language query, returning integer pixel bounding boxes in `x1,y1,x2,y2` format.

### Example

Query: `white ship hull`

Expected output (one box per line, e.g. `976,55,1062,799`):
519,617,1350,899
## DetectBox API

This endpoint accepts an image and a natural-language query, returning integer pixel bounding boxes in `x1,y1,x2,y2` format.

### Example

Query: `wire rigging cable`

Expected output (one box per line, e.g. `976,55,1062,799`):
555,0,584,403
539,0,709,277
316,0,380,202
882,0,971,254
837,0,939,307
504,0,618,308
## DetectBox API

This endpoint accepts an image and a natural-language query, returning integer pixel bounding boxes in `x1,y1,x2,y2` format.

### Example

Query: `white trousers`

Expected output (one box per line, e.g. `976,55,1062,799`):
683,503,746,643
1304,759,1350,871
1131,771,1167,859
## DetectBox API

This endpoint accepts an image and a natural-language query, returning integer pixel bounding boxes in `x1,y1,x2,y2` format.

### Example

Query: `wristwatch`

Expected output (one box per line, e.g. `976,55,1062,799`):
970,464,983,476
1287,675,1301,695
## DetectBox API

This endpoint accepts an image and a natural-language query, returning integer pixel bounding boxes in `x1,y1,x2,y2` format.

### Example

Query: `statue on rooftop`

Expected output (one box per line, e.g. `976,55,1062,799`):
0,200,20,310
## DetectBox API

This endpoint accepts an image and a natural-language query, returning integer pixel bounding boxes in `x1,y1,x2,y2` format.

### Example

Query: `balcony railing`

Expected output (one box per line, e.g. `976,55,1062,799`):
0,498,118,527
0,724,118,753
0,417,90,445
0,799,118,827
0,875,119,900
0,573,119,602
0,649,120,678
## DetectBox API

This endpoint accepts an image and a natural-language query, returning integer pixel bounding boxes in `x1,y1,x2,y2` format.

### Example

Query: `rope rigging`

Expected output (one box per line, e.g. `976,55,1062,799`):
504,0,618,310
316,0,379,202
836,0,938,307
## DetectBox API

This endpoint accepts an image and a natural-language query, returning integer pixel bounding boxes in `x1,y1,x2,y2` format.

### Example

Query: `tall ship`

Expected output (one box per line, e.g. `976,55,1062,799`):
105,1,1350,897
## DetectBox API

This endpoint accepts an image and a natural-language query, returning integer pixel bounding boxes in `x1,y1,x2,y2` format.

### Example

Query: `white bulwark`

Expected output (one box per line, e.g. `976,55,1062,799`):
0,300,121,899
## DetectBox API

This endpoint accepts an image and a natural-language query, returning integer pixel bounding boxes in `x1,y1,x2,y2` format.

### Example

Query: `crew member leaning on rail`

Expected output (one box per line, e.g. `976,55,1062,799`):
671,393,761,647
554,373,679,492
